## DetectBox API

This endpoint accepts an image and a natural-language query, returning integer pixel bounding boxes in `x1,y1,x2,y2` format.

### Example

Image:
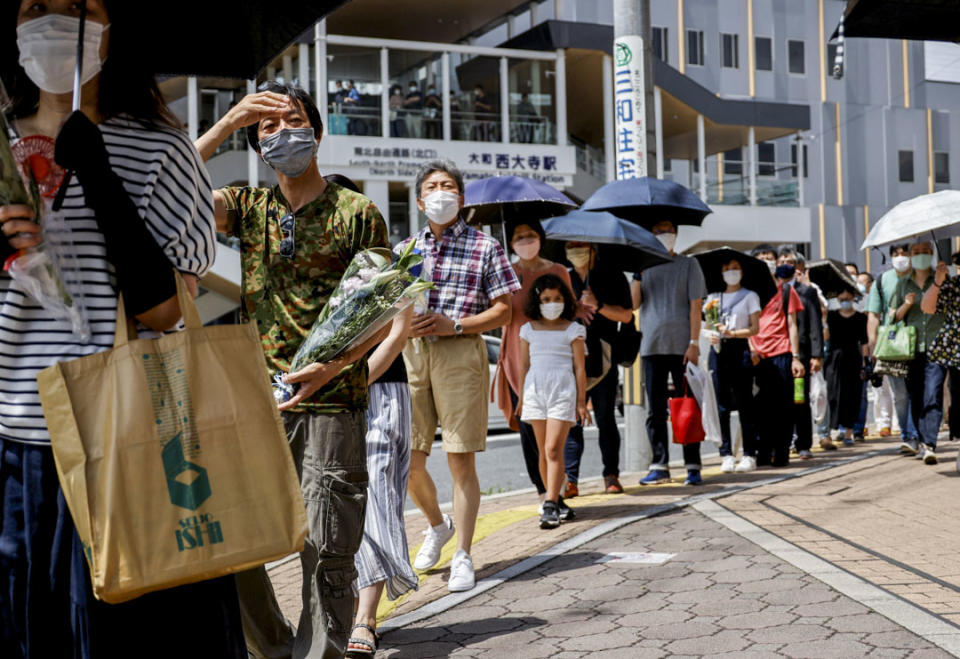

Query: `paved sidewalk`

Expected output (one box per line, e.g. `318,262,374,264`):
264,434,960,656
380,507,951,657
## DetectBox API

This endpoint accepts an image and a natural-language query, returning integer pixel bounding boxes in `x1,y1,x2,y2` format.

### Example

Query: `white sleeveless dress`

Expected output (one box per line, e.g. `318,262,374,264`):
519,322,587,423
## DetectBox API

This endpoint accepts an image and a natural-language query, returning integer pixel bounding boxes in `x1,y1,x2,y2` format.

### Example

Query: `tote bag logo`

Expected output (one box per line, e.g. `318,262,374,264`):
144,349,211,510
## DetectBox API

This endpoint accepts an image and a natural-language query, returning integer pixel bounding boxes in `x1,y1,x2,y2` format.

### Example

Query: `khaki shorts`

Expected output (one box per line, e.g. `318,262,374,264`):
402,334,489,454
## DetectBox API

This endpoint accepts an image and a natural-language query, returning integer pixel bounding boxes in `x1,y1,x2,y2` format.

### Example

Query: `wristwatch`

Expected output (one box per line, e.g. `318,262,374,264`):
454,318,464,335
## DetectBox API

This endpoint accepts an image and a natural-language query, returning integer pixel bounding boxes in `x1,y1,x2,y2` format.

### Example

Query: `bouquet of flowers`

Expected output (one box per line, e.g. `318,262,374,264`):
703,297,721,352
273,240,433,403
0,84,90,342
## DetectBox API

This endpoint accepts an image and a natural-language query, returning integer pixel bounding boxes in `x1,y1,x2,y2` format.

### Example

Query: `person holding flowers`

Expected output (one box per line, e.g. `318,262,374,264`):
197,82,390,659
703,258,761,473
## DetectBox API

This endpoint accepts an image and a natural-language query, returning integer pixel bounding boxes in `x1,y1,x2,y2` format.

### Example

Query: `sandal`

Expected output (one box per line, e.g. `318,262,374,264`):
346,623,380,657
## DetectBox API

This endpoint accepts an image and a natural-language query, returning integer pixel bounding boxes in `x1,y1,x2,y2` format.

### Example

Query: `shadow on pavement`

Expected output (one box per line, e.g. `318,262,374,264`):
382,616,547,652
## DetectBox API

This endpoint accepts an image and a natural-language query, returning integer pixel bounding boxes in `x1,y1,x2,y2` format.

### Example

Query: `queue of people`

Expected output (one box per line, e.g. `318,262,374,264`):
1,10,957,656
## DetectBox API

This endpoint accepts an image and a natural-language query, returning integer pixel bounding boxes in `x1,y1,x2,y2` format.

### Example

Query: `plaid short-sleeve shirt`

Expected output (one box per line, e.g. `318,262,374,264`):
396,219,520,320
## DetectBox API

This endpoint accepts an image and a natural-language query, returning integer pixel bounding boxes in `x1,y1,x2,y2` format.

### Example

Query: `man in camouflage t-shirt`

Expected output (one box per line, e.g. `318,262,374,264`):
197,82,388,659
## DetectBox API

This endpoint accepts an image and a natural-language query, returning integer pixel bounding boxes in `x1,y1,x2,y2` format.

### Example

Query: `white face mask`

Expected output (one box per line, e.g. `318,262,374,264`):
422,190,460,225
655,231,677,252
540,302,564,320
722,269,742,286
17,15,108,95
764,259,777,274
892,255,911,273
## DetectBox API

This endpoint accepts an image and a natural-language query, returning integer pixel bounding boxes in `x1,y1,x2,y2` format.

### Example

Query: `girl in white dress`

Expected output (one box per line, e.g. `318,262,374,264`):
517,274,589,528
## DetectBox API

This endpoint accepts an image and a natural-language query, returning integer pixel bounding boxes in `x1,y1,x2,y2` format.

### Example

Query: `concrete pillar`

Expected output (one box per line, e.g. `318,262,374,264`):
187,76,198,141
282,54,293,83
796,132,805,206
408,183,420,232
555,49,567,146
364,180,390,235
267,66,276,81
246,80,259,187
748,126,757,206
315,21,327,131
442,53,452,141
654,86,664,178
554,0,567,21
500,57,510,144
298,43,310,93
602,55,615,182
697,113,707,200
380,48,390,139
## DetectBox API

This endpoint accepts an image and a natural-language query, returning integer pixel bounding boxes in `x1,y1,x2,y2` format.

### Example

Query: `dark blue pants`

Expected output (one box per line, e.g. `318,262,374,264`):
754,353,794,465
708,340,758,458
854,380,868,435
906,353,947,449
1,439,247,659
564,366,621,482
642,354,702,472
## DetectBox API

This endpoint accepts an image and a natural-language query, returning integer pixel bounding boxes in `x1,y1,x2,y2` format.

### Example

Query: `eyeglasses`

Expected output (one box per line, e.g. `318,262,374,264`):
278,213,296,259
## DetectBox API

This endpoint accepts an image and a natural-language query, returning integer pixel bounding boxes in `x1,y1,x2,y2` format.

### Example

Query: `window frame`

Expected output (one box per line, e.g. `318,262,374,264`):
686,29,705,67
935,151,950,184
721,33,740,69
898,150,915,183
723,147,743,176
652,26,669,64
790,143,809,178
757,142,776,177
787,39,806,76
754,36,773,71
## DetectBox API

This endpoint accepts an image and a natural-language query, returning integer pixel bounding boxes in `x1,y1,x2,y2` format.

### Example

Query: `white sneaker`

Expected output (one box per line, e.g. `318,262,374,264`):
413,514,455,571
721,456,736,473
955,449,960,474
923,446,938,465
735,456,757,473
448,549,475,592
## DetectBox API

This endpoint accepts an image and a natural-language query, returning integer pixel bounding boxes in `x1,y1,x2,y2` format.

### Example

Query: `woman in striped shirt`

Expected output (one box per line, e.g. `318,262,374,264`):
0,2,243,657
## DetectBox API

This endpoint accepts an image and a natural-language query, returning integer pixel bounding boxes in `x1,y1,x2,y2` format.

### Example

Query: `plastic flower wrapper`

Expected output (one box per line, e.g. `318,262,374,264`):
0,84,90,342
703,297,721,353
273,241,434,404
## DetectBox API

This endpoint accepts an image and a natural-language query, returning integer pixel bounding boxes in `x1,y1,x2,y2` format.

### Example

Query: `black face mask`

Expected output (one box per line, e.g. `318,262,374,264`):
775,264,796,280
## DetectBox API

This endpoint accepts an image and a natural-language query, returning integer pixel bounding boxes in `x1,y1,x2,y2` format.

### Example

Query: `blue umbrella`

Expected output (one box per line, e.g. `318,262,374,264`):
541,210,672,273
463,175,577,225
581,177,712,228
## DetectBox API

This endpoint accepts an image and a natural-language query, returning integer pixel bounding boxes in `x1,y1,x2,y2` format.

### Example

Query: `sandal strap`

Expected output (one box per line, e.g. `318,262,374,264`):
351,622,378,636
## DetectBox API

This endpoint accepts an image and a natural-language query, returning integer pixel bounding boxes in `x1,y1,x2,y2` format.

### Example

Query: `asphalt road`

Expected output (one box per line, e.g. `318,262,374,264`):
405,420,720,511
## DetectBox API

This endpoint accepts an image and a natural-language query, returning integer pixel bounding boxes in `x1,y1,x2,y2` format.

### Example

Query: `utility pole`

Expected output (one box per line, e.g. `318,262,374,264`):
613,0,656,475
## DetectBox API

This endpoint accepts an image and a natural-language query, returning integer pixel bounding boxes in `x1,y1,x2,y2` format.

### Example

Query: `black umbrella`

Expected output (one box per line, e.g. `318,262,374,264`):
834,0,960,42
692,247,778,307
806,259,860,299
107,1,350,79
580,177,713,229
541,210,672,273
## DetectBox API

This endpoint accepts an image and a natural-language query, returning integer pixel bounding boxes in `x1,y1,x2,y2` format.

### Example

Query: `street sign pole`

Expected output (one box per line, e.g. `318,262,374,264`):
613,0,656,476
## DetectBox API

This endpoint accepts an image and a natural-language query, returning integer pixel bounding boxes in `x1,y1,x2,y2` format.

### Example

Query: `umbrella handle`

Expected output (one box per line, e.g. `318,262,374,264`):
72,0,88,112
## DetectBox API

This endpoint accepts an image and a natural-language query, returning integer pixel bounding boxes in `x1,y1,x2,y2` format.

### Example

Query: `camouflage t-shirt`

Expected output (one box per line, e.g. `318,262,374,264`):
219,182,389,414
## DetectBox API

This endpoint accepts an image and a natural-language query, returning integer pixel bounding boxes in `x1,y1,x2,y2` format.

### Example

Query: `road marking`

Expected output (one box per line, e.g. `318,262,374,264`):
695,498,960,656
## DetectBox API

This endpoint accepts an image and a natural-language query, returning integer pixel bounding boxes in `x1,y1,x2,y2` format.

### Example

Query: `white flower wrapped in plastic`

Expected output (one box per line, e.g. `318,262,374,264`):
273,240,433,403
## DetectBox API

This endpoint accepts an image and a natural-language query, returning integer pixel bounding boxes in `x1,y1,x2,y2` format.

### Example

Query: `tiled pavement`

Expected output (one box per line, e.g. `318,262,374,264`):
379,508,952,658
265,435,960,656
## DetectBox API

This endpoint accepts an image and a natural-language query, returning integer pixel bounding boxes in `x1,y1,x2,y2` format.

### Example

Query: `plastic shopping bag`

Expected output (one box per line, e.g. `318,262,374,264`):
685,362,722,446
810,370,828,424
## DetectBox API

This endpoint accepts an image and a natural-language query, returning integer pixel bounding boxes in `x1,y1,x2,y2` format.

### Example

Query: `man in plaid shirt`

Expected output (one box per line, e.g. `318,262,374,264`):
396,160,520,592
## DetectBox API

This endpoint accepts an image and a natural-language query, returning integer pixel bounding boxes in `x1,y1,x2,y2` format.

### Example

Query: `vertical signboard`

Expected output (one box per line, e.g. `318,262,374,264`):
614,35,648,180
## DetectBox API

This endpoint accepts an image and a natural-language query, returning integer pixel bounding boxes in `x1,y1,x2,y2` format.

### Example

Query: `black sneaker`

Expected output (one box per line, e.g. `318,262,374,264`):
558,496,575,521
539,500,560,529
900,439,919,455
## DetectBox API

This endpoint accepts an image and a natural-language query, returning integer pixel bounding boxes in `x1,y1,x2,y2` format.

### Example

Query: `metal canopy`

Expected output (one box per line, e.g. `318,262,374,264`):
835,0,960,42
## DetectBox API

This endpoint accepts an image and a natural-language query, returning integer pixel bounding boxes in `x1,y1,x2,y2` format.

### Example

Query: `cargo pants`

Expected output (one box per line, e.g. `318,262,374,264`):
237,411,368,659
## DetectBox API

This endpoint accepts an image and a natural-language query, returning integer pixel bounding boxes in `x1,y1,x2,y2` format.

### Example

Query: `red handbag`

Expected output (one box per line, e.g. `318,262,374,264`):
670,378,705,445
